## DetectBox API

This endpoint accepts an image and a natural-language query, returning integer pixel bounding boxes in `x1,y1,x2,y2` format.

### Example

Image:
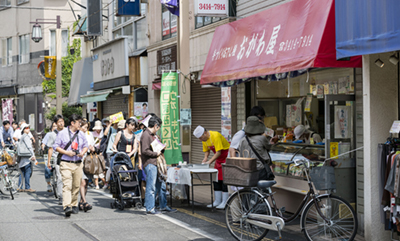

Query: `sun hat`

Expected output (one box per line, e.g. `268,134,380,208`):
294,125,307,140
117,120,126,129
20,123,30,130
92,120,103,130
101,118,109,126
193,125,205,138
244,116,265,134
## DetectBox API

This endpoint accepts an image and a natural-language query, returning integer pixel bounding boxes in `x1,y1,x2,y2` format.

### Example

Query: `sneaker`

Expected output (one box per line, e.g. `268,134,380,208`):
25,189,36,193
95,186,99,190
102,184,109,190
72,206,79,214
47,185,52,192
146,209,162,215
160,206,177,213
17,189,24,192
64,207,73,217
58,198,63,205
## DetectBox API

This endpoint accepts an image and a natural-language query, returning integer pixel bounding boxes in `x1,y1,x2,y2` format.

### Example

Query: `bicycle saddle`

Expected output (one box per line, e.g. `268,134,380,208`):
257,180,277,189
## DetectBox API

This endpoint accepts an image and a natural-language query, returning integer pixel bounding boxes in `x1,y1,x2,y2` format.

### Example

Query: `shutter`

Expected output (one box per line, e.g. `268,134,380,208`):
102,92,129,118
191,82,221,165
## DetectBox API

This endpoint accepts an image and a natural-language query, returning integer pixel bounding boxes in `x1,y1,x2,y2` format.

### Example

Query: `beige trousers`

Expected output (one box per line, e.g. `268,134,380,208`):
60,161,83,209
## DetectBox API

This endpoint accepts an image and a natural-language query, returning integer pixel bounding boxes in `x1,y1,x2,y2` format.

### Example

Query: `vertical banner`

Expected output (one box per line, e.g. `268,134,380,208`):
221,87,231,141
2,99,13,122
160,72,183,164
44,56,56,79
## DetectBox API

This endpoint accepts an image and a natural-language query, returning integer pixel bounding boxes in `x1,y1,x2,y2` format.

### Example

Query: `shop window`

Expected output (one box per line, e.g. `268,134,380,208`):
49,29,68,57
19,34,30,64
1,39,6,66
195,0,236,29
162,5,177,40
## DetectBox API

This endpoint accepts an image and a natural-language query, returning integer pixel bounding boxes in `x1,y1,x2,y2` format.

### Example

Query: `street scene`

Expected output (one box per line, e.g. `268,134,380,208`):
0,0,399,241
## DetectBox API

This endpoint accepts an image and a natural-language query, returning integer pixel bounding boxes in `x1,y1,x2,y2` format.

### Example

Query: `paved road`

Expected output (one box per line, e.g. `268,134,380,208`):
0,161,308,241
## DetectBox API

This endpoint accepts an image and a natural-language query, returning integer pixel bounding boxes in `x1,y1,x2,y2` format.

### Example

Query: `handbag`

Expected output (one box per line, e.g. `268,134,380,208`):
17,136,32,157
157,154,168,182
84,153,106,175
56,131,79,165
245,136,275,180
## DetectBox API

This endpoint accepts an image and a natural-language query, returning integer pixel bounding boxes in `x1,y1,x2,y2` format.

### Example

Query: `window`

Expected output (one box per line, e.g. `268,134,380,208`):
50,30,69,57
195,0,236,29
19,34,30,64
17,0,29,4
136,18,148,49
6,37,12,65
0,0,11,10
113,29,122,39
1,39,6,66
162,5,177,40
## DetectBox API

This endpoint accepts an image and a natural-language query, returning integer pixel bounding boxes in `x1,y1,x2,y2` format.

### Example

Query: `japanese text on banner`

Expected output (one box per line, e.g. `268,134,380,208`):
160,72,183,164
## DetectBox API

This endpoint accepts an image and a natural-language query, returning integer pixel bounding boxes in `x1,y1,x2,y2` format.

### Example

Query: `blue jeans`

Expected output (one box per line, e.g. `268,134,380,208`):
44,166,52,183
144,164,167,212
20,163,32,189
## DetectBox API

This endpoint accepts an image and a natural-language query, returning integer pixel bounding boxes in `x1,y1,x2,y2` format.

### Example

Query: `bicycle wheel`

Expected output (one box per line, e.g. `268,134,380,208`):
52,174,58,199
301,195,357,241
0,174,17,196
8,167,22,190
225,189,271,241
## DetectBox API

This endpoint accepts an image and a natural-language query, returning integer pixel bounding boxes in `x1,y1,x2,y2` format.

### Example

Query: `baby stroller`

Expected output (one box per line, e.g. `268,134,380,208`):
110,152,142,210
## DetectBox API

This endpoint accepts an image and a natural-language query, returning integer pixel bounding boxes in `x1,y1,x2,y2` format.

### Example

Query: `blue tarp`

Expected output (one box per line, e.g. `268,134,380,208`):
335,0,400,59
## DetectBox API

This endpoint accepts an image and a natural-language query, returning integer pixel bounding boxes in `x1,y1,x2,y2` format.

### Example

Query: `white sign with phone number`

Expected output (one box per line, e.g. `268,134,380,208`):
194,0,228,17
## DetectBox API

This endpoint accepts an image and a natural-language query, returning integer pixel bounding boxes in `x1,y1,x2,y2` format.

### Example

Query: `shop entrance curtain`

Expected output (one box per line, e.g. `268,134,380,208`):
201,0,362,85
335,0,400,59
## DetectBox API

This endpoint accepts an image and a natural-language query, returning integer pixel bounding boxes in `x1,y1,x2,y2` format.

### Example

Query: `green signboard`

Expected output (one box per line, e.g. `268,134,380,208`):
160,72,183,164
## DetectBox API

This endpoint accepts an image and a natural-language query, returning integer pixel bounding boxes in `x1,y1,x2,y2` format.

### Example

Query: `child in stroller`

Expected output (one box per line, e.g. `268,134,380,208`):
110,152,142,210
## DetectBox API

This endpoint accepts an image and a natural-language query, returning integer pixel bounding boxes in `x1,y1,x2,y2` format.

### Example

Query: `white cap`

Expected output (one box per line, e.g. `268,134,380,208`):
294,125,306,140
193,125,205,138
20,123,30,131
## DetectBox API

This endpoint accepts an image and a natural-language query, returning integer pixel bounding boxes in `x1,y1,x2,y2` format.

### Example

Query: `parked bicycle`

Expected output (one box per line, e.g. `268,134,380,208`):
0,145,22,199
225,159,358,241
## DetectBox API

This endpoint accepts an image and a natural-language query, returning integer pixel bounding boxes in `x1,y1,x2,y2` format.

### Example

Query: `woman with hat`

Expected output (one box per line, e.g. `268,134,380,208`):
17,123,36,192
293,124,322,144
237,116,274,181
91,120,106,189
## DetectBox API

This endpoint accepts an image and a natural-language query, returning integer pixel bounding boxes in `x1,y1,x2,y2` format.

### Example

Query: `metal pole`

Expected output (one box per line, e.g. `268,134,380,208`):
55,15,62,115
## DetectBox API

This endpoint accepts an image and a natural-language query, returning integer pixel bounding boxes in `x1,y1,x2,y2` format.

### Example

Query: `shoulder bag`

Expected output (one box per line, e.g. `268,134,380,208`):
56,131,79,165
17,136,32,157
245,136,275,180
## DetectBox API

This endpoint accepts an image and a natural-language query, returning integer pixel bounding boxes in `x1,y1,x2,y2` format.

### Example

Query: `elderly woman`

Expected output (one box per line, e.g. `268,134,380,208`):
237,116,274,181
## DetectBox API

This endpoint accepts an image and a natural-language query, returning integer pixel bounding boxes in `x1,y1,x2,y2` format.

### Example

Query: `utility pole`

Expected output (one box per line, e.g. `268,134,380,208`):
56,16,62,115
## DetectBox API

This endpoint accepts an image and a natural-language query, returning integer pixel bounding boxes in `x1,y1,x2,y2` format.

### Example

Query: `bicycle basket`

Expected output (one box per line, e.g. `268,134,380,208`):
310,166,336,190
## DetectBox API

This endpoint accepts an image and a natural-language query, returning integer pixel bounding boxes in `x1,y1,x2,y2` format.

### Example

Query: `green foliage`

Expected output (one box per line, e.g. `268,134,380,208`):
42,36,82,98
45,102,82,125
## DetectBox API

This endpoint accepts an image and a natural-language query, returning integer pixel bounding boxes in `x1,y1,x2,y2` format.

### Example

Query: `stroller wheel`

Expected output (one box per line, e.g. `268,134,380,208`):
117,203,124,210
135,202,143,209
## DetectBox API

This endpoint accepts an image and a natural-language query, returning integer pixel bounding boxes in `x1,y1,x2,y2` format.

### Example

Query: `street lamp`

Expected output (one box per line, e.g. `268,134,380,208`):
31,24,42,43
30,16,62,115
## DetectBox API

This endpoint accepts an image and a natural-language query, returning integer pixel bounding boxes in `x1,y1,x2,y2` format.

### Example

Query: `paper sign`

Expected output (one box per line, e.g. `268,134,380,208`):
329,81,338,94
324,83,330,95
151,138,166,153
265,127,275,138
110,112,124,124
142,115,152,128
338,76,349,94
390,121,400,134
304,94,312,112
317,85,324,99
330,142,339,159
334,106,351,139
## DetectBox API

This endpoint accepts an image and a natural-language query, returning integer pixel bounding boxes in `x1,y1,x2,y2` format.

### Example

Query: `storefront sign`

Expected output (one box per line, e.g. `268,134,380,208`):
93,38,129,84
117,0,140,16
157,45,177,75
180,108,191,125
160,72,183,164
2,99,13,122
87,102,98,114
194,0,228,17
221,87,231,141
334,106,351,139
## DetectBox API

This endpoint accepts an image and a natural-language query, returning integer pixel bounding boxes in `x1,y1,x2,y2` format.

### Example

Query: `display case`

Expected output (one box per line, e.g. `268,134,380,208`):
268,143,325,179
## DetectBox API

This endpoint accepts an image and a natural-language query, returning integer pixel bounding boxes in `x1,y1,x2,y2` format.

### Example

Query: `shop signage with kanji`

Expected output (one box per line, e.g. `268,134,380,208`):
160,72,183,164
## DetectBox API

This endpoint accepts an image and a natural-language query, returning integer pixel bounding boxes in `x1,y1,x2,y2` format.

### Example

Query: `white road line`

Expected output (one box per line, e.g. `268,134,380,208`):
89,188,222,240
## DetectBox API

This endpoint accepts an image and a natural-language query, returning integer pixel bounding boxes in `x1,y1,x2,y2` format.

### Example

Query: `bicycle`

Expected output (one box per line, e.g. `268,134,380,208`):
46,154,59,199
0,165,18,199
225,159,358,241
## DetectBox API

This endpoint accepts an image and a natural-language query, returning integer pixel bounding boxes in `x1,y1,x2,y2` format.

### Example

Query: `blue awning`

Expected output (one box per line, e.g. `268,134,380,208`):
335,0,400,59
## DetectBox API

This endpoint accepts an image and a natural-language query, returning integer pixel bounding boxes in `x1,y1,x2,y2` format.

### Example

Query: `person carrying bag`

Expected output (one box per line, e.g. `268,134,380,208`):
16,123,37,192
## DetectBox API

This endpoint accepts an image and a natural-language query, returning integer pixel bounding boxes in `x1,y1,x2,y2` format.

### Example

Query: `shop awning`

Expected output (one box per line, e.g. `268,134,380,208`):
201,0,362,85
152,80,161,90
335,0,400,59
68,57,93,106
80,90,112,104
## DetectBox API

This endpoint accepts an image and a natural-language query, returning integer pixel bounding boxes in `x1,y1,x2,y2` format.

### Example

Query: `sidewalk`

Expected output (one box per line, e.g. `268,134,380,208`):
0,163,212,241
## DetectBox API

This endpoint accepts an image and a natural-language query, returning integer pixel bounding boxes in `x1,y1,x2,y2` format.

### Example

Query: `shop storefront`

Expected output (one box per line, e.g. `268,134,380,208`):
81,37,131,118
200,0,362,213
